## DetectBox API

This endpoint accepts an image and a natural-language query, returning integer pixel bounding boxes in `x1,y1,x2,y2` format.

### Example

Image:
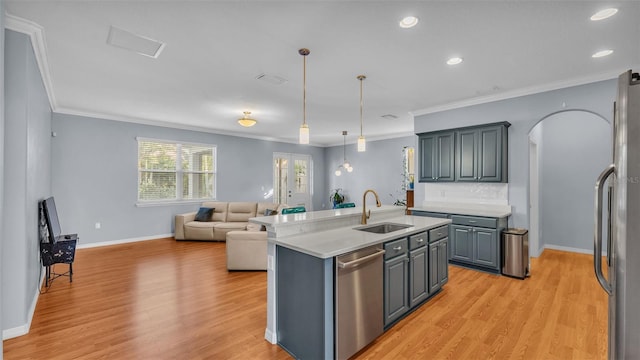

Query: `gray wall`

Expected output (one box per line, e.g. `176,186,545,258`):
51,113,326,245
1,3,5,355
325,136,416,207
2,30,52,332
415,79,616,252
538,111,611,251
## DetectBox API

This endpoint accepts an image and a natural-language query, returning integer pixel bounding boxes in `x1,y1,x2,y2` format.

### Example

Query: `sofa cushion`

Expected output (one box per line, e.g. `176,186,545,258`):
184,221,221,241
226,202,257,222
213,222,249,241
257,202,280,216
194,207,214,222
202,201,228,222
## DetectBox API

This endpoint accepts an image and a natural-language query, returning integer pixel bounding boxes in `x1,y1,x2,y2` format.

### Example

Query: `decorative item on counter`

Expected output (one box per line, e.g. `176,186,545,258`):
330,188,345,208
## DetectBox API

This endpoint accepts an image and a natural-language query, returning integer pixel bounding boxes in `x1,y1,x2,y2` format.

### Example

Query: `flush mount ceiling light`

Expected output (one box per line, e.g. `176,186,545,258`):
592,49,614,58
399,16,419,28
591,8,618,21
335,131,353,176
237,111,257,127
299,48,311,144
357,75,367,152
447,57,463,65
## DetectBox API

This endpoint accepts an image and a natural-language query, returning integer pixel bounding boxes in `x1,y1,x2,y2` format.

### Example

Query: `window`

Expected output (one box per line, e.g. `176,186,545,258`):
137,138,216,203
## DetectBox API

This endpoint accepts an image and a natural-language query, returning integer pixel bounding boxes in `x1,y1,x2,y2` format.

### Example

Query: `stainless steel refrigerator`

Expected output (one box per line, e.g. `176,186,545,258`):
594,69,640,359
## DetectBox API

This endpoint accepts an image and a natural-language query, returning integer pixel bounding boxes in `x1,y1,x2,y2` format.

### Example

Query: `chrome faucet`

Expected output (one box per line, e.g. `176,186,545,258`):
361,189,382,224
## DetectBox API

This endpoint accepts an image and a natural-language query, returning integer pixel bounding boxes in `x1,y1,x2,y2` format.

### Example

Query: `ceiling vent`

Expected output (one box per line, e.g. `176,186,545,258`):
107,26,165,59
255,73,288,85
381,114,398,120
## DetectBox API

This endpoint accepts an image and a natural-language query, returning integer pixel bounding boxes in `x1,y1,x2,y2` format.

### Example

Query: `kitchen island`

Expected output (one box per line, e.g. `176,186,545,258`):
250,206,451,359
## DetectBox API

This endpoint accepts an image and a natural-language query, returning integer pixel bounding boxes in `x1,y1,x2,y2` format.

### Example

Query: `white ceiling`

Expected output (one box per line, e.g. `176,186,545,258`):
5,1,640,146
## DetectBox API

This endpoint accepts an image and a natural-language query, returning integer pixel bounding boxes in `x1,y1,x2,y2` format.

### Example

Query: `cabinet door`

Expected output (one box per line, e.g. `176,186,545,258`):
435,132,455,181
451,225,473,263
456,129,478,182
474,228,498,268
409,247,429,308
477,126,502,182
439,239,449,286
428,242,440,293
384,255,409,326
418,134,436,182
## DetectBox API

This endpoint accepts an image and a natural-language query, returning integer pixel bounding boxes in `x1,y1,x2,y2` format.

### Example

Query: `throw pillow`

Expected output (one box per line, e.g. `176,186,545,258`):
261,208,279,231
194,207,214,222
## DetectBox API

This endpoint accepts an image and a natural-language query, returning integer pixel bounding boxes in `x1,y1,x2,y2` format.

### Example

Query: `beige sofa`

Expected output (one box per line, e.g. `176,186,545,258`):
174,201,284,241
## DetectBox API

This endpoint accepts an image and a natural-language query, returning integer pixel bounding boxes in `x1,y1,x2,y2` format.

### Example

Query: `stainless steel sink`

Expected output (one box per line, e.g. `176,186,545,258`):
354,222,412,234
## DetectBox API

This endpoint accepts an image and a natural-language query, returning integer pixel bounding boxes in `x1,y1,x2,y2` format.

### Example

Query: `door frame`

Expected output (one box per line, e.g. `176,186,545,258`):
273,152,313,210
528,139,540,257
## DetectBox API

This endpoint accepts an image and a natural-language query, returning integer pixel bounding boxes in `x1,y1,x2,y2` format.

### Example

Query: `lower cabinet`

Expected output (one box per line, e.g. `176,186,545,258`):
384,226,449,328
409,246,429,308
384,251,409,326
429,238,449,293
451,223,499,270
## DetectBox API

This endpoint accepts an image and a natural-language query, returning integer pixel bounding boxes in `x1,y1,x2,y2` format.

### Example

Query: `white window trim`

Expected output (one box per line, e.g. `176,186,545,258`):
136,137,217,206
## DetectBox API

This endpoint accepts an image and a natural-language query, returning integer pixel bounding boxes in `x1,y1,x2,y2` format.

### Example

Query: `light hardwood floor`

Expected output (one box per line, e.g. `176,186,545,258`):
3,239,607,359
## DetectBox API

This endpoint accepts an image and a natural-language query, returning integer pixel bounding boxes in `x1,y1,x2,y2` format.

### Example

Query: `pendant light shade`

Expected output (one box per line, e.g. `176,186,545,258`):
299,48,310,144
357,75,366,152
335,131,353,176
237,111,257,127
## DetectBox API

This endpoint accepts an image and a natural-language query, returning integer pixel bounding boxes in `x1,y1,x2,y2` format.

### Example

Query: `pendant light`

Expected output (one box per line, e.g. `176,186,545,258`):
357,75,366,152
299,48,310,144
237,111,257,127
335,131,353,176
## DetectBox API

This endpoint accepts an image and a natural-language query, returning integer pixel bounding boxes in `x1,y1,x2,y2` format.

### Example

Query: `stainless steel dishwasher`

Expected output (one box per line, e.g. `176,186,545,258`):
335,245,385,360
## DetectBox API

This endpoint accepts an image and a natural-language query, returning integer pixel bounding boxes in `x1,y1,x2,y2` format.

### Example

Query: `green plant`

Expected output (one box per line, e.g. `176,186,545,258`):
330,188,345,205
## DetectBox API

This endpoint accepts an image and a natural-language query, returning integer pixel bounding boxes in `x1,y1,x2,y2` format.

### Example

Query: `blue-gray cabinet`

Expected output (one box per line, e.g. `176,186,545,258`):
428,226,449,293
450,215,506,273
418,131,455,182
384,238,409,326
418,122,510,183
456,124,509,182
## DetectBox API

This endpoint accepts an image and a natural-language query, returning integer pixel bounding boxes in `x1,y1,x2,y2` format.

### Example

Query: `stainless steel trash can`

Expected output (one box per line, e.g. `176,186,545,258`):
502,228,529,279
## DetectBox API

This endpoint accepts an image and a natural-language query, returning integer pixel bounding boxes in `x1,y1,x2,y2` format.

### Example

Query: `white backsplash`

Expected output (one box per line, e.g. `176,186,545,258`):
423,183,509,205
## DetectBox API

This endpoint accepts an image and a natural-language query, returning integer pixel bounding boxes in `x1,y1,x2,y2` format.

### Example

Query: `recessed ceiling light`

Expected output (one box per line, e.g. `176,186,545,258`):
592,49,614,58
399,16,419,28
446,57,463,65
590,8,618,21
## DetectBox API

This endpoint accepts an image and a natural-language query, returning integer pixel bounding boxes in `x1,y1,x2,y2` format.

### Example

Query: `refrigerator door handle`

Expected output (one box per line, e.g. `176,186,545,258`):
594,164,615,296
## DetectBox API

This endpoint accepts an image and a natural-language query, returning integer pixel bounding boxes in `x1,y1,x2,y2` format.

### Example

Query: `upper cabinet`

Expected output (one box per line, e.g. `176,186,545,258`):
418,122,510,183
418,131,455,182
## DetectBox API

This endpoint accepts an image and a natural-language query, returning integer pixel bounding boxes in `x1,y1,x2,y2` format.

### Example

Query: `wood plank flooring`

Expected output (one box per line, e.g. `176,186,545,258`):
3,239,607,359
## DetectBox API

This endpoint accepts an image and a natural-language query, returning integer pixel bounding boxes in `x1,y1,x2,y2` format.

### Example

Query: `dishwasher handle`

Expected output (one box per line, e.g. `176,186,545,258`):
338,249,386,269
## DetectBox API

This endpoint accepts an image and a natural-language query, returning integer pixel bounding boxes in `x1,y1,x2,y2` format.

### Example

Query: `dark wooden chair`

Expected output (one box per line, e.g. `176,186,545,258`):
39,197,78,287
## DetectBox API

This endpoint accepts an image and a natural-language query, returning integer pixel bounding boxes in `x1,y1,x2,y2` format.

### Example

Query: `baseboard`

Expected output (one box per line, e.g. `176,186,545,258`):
76,233,174,249
265,328,277,344
2,269,45,340
543,244,601,256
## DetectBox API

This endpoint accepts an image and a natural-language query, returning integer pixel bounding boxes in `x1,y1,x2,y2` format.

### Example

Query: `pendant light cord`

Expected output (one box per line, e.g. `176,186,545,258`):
359,77,363,136
303,54,307,126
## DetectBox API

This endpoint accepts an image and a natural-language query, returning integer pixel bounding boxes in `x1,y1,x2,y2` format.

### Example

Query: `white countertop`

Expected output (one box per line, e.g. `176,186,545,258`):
269,215,451,259
251,205,401,227
409,202,512,218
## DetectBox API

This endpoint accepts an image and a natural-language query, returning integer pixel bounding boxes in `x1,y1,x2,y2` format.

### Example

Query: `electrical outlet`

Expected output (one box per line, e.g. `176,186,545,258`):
268,255,274,270
440,190,446,197
95,222,101,229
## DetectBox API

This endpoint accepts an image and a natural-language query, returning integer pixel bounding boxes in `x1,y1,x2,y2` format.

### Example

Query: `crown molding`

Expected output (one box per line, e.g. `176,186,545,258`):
54,106,326,147
411,66,640,117
5,12,58,109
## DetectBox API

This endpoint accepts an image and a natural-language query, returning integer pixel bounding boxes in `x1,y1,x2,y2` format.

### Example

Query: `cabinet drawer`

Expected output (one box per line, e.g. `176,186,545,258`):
429,225,449,243
451,215,496,228
384,238,408,259
409,232,428,250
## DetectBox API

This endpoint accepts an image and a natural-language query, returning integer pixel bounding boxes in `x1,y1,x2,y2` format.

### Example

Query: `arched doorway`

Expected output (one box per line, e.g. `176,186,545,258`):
528,110,611,257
